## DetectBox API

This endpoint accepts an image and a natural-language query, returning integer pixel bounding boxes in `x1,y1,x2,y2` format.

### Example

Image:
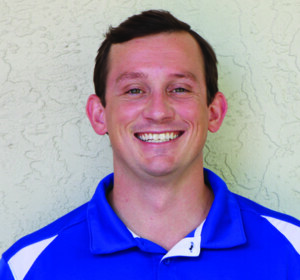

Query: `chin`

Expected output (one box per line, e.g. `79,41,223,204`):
142,164,177,179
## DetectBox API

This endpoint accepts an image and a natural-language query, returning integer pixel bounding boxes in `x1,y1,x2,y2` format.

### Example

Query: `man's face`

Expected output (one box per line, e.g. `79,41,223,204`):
89,32,225,180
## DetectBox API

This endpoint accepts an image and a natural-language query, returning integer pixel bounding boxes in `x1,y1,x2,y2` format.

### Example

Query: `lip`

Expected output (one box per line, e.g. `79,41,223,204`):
134,131,184,143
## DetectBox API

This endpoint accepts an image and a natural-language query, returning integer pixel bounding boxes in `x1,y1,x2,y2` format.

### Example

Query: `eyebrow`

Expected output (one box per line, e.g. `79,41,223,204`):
116,72,148,83
169,72,197,82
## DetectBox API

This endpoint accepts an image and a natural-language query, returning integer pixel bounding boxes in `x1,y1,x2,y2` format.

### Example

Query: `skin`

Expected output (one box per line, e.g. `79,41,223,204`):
86,32,227,250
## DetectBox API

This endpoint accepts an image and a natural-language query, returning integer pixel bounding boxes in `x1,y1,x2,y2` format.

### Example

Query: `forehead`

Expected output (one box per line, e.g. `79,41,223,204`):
107,32,205,79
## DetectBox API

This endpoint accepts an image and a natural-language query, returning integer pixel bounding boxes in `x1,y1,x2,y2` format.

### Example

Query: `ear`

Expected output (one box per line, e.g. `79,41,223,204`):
208,92,227,133
86,94,108,135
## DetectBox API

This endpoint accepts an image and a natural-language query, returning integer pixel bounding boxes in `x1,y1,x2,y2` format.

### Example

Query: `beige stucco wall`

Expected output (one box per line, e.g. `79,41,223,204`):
1,0,300,254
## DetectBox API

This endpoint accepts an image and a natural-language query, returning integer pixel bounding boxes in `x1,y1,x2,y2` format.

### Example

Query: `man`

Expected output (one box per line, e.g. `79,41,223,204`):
1,10,299,279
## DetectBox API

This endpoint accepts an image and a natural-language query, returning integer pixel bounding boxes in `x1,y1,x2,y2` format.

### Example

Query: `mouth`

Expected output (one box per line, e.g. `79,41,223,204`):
135,131,183,143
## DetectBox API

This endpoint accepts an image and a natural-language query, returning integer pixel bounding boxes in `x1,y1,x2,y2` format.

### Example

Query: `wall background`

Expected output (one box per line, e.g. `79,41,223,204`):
1,0,300,255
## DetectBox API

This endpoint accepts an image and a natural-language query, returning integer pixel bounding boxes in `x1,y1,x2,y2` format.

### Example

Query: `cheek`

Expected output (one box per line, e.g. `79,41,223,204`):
176,102,208,121
106,102,141,128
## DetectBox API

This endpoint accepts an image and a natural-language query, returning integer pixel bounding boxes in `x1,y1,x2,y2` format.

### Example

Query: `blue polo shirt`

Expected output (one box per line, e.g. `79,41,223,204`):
1,169,300,279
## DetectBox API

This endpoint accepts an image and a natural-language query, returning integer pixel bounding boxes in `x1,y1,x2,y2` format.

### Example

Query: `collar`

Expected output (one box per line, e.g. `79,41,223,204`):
87,174,140,254
201,169,246,248
87,169,246,255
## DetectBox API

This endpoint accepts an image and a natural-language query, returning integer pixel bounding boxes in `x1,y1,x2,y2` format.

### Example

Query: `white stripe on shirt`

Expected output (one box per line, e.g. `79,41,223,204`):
262,216,300,254
8,235,57,280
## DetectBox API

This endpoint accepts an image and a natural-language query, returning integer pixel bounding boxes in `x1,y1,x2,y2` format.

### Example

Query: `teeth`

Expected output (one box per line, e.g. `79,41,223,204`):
137,132,180,143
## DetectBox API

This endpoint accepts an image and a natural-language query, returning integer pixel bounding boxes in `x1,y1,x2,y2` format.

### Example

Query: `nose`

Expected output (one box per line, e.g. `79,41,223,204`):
142,92,175,123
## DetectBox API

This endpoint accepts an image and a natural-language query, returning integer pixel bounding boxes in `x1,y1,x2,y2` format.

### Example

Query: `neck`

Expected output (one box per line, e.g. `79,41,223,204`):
108,167,213,251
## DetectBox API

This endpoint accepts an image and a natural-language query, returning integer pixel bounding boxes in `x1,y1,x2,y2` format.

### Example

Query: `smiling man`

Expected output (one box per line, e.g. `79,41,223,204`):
87,30,226,251
1,10,300,280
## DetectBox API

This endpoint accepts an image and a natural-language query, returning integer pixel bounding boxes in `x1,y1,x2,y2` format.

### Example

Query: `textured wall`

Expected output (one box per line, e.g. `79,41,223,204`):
1,0,300,254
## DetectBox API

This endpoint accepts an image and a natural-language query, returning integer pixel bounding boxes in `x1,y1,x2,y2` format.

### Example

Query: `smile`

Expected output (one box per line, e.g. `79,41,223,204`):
135,132,182,143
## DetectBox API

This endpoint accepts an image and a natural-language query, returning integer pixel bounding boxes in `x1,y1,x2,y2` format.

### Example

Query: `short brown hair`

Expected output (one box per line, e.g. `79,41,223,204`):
94,10,218,106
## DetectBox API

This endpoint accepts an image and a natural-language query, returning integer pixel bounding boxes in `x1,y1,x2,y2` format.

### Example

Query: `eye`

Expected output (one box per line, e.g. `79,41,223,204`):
172,87,189,93
126,88,143,95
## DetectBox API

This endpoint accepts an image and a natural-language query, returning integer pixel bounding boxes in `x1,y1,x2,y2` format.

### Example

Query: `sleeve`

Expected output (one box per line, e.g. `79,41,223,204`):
0,257,15,280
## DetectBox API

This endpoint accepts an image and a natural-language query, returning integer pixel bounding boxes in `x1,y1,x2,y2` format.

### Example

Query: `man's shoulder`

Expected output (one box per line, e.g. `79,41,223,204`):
235,193,300,226
2,203,88,262
234,193,300,254
204,168,300,254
